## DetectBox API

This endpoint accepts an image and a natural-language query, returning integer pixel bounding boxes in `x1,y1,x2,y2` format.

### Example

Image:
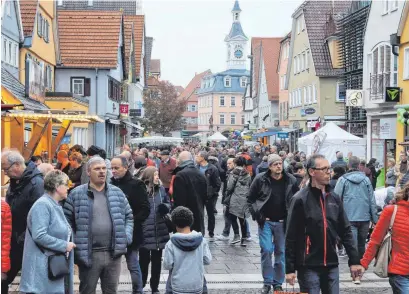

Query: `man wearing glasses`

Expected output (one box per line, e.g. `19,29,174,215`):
285,154,364,294
248,154,299,294
1,150,44,293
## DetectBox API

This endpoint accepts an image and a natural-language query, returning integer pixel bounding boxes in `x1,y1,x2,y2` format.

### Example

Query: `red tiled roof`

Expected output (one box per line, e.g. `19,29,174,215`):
150,59,161,74
58,10,122,68
20,0,38,37
178,70,211,102
252,37,281,101
123,15,144,78
147,76,159,87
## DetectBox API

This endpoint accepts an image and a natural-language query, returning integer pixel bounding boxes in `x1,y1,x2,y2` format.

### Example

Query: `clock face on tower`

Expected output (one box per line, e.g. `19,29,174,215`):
234,50,243,59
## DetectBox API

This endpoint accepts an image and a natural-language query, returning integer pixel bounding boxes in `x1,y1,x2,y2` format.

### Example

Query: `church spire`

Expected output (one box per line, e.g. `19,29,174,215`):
232,0,241,22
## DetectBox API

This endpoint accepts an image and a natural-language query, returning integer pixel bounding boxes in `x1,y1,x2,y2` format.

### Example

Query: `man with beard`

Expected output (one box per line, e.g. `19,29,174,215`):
1,151,44,293
251,145,264,180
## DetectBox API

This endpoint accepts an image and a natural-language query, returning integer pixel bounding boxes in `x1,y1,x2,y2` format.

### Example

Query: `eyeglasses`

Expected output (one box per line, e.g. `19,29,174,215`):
311,166,332,173
2,162,16,173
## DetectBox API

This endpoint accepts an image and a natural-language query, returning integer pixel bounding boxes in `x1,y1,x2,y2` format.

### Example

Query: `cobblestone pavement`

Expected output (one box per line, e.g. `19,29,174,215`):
10,199,393,293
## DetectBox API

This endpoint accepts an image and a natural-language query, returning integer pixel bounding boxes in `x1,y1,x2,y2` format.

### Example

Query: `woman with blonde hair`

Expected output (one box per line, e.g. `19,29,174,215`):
386,158,398,187
360,182,409,293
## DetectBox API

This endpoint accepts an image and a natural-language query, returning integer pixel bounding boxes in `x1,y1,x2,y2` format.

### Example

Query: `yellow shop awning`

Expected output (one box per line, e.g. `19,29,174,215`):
3,111,104,123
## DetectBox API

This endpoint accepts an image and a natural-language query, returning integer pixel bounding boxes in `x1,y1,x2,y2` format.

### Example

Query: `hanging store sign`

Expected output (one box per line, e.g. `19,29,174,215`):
346,90,363,107
25,58,45,103
304,108,316,115
379,118,397,140
120,103,129,117
277,133,289,139
385,87,400,103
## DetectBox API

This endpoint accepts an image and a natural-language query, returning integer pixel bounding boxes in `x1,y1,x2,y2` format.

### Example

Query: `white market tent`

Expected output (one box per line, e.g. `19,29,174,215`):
129,136,183,146
207,132,228,141
298,122,366,163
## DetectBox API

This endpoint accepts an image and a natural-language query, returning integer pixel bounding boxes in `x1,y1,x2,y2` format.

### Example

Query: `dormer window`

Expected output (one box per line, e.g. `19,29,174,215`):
224,76,231,87
240,77,247,88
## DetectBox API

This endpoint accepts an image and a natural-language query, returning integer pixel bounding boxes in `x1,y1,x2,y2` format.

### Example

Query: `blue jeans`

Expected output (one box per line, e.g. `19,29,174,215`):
165,270,208,294
258,221,285,286
350,221,370,259
125,249,143,294
297,266,339,294
389,274,409,294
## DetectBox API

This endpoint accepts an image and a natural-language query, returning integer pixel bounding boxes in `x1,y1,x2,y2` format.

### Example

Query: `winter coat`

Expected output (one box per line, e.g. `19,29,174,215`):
331,158,347,170
361,201,409,276
20,195,73,293
224,167,251,219
251,152,263,175
1,200,12,273
208,156,225,183
385,167,398,186
200,162,221,199
172,161,207,233
163,231,212,294
159,158,177,189
256,161,269,175
247,170,299,226
63,183,133,268
334,171,378,223
6,161,44,246
286,185,360,274
293,174,304,188
141,185,170,250
111,171,150,249
68,164,84,190
367,163,380,189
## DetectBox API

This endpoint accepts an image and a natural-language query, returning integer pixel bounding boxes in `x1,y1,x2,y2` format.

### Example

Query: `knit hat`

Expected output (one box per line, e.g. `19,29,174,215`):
160,150,170,156
171,206,194,228
86,145,102,157
268,154,282,166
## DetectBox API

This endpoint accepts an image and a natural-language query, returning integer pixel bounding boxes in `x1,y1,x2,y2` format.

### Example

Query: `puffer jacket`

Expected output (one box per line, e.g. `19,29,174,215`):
334,170,378,223
361,201,409,275
141,185,170,251
224,167,251,219
256,161,269,175
6,161,43,245
385,167,398,186
1,200,12,273
63,183,133,268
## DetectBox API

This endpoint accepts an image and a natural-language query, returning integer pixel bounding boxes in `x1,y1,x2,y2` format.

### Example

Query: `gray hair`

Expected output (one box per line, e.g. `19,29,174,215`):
87,156,106,171
306,154,326,177
348,156,360,170
44,170,69,193
37,163,54,177
198,151,208,161
112,156,128,168
2,150,25,166
279,151,287,157
336,152,344,159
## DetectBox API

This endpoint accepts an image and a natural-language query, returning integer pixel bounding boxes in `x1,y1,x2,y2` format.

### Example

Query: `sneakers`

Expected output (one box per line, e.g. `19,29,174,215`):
215,234,230,241
273,285,283,291
353,277,361,285
261,284,271,294
208,234,215,242
230,234,241,244
244,236,252,241
240,238,247,247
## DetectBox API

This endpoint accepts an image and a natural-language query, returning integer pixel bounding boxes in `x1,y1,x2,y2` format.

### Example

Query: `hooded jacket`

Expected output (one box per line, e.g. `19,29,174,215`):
224,167,251,219
163,231,212,294
256,161,269,175
286,185,360,274
6,161,44,245
334,171,378,223
111,171,150,249
197,161,221,199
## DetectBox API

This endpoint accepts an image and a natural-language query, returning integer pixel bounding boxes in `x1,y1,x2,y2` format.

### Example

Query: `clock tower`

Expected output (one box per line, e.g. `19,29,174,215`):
225,0,248,70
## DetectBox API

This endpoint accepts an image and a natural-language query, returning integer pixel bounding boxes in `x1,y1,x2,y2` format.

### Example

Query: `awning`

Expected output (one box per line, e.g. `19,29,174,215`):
276,128,297,139
121,120,143,130
3,111,104,122
252,131,277,138
107,119,120,125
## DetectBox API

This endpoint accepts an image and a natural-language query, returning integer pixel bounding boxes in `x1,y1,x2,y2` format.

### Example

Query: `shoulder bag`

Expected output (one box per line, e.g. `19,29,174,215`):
373,205,397,278
28,228,71,280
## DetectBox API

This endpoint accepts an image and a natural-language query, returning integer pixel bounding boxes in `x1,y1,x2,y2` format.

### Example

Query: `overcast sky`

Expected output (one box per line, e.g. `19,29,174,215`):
144,0,303,88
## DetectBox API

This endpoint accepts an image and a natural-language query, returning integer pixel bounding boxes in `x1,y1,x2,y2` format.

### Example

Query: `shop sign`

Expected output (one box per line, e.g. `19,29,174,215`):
120,103,129,117
346,90,363,107
292,121,300,129
385,87,400,103
277,133,289,139
379,118,397,139
304,108,316,115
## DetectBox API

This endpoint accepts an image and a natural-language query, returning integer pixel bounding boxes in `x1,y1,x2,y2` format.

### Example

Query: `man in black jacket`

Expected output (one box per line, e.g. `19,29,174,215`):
111,156,150,294
196,151,221,241
247,154,298,294
1,151,44,293
251,145,264,179
285,154,364,294
173,151,207,234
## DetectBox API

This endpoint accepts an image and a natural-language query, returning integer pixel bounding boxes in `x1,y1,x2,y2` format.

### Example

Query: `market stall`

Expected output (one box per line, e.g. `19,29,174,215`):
129,136,184,147
207,132,228,142
298,122,366,163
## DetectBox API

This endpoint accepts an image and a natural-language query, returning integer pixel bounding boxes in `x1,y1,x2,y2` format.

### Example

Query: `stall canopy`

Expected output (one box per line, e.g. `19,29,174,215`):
207,132,228,141
298,122,366,163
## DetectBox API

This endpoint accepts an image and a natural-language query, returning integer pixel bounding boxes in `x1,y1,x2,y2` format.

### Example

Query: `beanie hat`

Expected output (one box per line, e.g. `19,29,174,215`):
171,206,194,228
268,154,282,166
87,145,102,157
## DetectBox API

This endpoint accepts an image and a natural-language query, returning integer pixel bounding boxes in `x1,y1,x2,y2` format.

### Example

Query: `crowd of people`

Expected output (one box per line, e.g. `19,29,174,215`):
1,142,409,294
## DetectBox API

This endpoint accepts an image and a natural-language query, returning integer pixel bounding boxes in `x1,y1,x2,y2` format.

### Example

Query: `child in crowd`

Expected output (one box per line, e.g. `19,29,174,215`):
163,207,212,294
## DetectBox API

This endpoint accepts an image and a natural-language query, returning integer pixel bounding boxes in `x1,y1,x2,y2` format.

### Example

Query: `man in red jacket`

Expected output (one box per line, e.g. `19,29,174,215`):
159,150,177,195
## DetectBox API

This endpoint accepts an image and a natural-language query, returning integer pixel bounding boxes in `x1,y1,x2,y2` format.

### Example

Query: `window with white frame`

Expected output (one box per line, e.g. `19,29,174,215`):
240,77,247,87
8,42,11,64
308,85,312,104
301,53,305,71
298,54,302,72
303,87,307,104
391,0,398,10
72,78,84,96
220,96,225,106
404,47,409,80
220,114,225,125
312,84,317,103
298,88,302,105
301,14,305,31
191,104,196,111
231,96,236,106
383,0,399,14
88,0,93,5
369,43,396,87
230,113,236,125
224,76,231,87
296,16,301,34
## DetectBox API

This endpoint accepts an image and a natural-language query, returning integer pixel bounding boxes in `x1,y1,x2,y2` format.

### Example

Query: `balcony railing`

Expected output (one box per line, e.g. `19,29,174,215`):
370,72,391,102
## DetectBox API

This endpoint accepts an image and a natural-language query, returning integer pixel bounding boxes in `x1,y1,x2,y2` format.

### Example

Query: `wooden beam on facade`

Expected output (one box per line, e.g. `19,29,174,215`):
22,118,51,160
50,120,72,159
